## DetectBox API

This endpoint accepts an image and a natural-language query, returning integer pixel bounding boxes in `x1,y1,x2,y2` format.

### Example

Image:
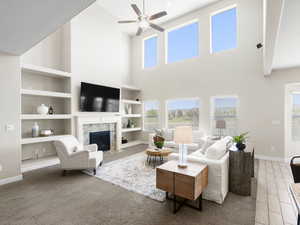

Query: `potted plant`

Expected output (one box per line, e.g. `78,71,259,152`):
233,132,249,151
153,129,165,149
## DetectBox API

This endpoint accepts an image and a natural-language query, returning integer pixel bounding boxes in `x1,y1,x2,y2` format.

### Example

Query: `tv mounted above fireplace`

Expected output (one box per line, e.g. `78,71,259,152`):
80,82,120,112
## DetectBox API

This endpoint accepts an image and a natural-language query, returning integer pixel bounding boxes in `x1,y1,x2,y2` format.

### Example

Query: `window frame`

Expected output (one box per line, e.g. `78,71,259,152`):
165,19,200,64
165,97,201,129
210,95,239,136
142,34,159,69
291,91,300,141
210,5,238,54
142,100,161,131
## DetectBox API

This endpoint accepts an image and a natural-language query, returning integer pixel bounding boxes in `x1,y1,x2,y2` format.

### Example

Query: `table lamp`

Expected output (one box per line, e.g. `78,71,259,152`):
216,120,226,138
174,126,192,168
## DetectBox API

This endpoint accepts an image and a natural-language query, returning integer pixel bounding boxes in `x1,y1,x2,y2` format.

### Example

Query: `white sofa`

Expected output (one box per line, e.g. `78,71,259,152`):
168,136,233,204
149,129,207,151
54,136,103,175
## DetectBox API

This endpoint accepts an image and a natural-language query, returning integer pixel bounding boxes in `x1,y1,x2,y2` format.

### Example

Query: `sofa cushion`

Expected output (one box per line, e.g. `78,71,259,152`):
200,139,216,154
205,139,227,160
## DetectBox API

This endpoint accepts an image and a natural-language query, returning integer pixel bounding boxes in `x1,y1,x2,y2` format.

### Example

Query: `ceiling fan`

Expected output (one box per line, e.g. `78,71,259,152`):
118,0,168,36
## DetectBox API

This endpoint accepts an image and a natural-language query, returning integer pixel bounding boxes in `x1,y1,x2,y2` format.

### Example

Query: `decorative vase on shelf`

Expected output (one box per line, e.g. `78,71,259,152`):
32,122,39,138
48,106,54,115
37,104,49,115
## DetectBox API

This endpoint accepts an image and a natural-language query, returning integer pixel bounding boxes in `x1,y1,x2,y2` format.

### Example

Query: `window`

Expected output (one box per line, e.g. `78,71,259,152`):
143,100,160,131
211,97,238,136
143,36,158,68
211,7,237,53
167,21,199,63
167,99,200,129
292,94,300,141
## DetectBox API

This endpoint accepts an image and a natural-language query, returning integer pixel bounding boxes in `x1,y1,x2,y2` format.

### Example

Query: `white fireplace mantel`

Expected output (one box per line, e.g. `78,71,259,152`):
76,114,122,151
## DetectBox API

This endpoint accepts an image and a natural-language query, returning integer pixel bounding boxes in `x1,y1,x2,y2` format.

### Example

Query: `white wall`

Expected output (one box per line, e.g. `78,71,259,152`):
273,0,300,69
130,0,300,159
71,4,131,113
0,53,21,180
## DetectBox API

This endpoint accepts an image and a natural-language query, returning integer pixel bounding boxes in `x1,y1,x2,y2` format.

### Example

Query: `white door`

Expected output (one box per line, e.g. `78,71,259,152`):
285,84,300,160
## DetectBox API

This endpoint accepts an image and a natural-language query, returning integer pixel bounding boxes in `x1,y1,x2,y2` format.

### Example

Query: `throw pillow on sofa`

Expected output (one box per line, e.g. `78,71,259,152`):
205,139,227,160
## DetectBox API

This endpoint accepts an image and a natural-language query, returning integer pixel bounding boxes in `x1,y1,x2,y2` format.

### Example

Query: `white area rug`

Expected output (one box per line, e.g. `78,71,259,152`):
87,152,165,202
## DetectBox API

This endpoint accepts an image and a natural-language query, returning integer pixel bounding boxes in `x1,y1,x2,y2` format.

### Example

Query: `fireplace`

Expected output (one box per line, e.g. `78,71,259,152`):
90,131,111,151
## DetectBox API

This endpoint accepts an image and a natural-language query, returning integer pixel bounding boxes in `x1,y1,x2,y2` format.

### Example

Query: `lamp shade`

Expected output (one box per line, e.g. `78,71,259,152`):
174,126,193,144
216,120,226,129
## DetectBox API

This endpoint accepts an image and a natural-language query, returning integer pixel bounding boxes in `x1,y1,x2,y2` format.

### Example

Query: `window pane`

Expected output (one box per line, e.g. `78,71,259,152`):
144,101,160,131
167,99,200,129
144,36,157,68
211,7,237,53
167,22,199,63
213,97,238,136
292,94,300,141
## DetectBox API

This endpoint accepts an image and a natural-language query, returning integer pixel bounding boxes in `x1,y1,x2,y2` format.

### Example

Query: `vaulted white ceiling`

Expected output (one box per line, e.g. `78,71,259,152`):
0,0,96,55
97,0,221,35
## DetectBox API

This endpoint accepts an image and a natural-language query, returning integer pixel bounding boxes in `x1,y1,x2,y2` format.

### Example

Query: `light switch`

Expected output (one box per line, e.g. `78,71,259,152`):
5,124,15,132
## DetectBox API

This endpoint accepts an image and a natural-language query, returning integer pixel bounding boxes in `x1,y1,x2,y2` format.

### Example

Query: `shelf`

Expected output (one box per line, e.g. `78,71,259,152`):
21,64,71,79
122,99,142,105
21,135,71,145
121,85,141,91
121,127,142,133
121,140,144,149
21,89,72,98
21,114,72,120
21,156,60,173
122,114,142,118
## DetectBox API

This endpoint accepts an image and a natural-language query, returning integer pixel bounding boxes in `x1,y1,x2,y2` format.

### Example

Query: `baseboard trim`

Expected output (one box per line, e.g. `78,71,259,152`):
0,175,23,186
255,154,285,162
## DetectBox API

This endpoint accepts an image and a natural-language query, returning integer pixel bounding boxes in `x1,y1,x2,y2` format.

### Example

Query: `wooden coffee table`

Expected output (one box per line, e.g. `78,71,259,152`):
145,148,172,167
156,160,208,213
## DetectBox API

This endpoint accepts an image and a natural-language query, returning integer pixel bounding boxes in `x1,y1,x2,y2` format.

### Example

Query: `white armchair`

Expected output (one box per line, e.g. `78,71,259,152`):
54,135,103,175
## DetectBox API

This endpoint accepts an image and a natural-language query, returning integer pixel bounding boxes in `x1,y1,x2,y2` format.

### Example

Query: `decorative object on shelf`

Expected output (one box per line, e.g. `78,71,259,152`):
136,98,140,102
32,122,40,137
122,137,128,144
233,132,249,151
216,120,226,138
174,126,192,168
40,129,54,137
126,119,131,128
37,104,49,115
124,104,132,114
48,106,54,115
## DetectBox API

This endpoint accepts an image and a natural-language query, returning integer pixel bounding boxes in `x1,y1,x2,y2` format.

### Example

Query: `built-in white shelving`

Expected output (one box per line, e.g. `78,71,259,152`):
21,62,72,173
122,114,142,118
121,127,142,133
21,89,72,98
21,64,71,79
21,114,72,120
21,135,71,145
122,99,142,105
121,140,143,149
21,156,60,173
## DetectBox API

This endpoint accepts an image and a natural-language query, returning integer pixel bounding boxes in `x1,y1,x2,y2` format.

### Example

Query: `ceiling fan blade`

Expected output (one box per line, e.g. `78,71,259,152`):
118,20,137,24
150,23,165,32
136,27,143,36
149,11,167,20
131,4,142,16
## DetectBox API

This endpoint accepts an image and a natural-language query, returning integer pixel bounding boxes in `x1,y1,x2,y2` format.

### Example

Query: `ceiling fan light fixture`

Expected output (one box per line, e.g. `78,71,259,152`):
139,19,149,29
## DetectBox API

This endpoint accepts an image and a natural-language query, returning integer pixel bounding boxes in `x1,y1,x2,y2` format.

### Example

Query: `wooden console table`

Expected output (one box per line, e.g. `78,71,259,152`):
156,160,208,213
229,144,254,196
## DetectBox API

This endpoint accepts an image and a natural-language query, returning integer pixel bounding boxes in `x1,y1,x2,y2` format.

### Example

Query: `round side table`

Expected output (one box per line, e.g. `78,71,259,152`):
145,148,173,167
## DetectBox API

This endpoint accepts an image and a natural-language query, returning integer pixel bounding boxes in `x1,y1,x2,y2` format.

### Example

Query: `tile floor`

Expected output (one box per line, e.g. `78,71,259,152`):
255,160,298,225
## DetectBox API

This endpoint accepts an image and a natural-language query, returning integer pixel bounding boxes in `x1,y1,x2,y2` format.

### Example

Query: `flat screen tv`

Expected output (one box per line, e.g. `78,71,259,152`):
80,82,120,112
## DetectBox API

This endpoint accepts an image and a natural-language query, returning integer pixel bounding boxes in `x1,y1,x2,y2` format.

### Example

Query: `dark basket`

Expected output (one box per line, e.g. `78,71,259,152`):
290,156,300,183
